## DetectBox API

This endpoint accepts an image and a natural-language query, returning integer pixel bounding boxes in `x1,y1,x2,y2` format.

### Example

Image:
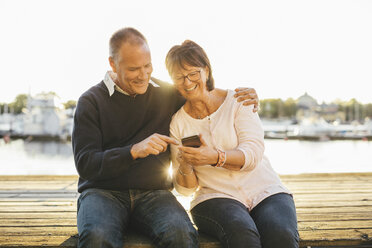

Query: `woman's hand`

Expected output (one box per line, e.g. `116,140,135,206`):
178,135,218,166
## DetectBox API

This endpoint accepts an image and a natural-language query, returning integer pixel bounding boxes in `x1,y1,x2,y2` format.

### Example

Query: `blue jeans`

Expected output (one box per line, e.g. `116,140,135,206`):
191,193,299,248
77,188,198,248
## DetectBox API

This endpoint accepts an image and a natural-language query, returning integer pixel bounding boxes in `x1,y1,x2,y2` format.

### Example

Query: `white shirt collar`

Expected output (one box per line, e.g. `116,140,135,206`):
103,71,160,97
103,71,122,96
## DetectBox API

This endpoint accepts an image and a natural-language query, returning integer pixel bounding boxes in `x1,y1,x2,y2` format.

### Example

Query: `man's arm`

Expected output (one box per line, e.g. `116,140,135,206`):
72,96,178,181
72,96,135,181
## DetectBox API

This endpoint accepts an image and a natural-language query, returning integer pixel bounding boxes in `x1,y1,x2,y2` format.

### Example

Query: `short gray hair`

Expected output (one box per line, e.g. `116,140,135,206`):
109,27,147,62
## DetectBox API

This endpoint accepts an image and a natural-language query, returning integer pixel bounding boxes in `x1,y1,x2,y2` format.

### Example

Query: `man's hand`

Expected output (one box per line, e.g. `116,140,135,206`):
131,133,179,160
178,135,218,166
234,87,259,112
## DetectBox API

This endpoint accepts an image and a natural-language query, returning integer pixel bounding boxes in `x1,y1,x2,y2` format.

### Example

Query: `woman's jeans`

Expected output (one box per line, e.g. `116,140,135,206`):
191,193,299,248
77,188,198,248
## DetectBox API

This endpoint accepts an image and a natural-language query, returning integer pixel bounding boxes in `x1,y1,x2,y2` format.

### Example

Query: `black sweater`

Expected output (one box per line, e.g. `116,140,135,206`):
72,79,184,193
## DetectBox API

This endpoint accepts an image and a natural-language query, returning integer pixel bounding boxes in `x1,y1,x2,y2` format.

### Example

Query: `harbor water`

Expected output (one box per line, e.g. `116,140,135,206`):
0,139,371,175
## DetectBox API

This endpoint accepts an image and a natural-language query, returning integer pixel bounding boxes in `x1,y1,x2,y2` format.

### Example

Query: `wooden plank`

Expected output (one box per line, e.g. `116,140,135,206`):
5,212,369,223
0,193,78,198
2,219,372,231
0,190,77,194
0,182,77,191
298,219,372,230
299,228,372,247
0,180,77,184
288,185,372,191
0,226,77,236
1,219,371,233
0,235,78,248
0,207,76,212
2,197,362,206
0,219,76,226
0,174,371,248
0,181,77,185
296,212,372,221
295,200,372,208
0,232,220,248
4,199,371,209
296,206,372,213
0,201,75,206
7,179,371,187
0,175,78,181
0,185,77,190
290,189,372,194
0,198,76,202
3,197,370,208
0,202,75,207
0,230,371,248
0,234,221,248
293,192,372,199
0,212,76,219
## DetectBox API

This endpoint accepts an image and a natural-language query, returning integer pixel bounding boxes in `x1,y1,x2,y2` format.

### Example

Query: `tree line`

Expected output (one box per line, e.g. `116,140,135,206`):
1,93,372,123
0,93,77,114
258,98,372,122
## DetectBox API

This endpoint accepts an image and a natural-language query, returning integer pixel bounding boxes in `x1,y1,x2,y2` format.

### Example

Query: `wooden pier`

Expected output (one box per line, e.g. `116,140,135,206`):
0,173,371,247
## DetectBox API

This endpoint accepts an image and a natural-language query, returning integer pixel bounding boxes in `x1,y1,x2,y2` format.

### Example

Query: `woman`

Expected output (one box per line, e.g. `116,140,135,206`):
166,40,299,248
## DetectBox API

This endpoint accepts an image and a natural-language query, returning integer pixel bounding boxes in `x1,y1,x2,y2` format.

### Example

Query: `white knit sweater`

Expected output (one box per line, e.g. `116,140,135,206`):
170,90,291,211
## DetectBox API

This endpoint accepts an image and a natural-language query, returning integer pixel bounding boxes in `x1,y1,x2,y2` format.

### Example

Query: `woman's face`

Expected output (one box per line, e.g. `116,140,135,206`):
171,64,209,101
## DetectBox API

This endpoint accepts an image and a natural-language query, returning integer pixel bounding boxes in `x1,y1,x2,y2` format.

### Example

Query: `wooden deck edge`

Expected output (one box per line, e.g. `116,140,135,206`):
0,233,371,248
1,173,372,247
1,172,372,181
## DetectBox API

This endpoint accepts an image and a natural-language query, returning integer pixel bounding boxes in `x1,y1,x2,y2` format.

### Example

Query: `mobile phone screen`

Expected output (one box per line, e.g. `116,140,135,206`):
181,135,202,148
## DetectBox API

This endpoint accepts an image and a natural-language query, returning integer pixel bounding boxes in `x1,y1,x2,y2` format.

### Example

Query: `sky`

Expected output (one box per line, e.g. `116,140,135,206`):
0,0,371,104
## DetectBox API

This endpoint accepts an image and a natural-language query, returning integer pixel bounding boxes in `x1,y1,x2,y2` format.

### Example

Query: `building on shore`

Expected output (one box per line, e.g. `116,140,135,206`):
0,93,73,140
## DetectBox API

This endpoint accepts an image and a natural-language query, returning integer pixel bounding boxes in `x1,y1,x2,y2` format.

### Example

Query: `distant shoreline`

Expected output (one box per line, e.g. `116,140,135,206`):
0,134,71,142
1,134,370,143
264,134,372,141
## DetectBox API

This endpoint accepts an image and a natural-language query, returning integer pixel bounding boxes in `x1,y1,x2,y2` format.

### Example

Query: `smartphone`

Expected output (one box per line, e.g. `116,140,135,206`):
181,135,202,148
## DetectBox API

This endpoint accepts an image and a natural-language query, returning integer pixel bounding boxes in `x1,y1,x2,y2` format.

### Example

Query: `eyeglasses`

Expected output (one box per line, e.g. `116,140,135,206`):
174,70,201,84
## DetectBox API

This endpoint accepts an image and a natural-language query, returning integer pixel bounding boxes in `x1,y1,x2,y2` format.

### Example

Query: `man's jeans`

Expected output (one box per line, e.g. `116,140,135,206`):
77,188,198,248
191,193,299,248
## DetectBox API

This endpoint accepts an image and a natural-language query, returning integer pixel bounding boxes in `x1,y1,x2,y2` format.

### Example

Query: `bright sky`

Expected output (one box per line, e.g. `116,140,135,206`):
1,0,371,104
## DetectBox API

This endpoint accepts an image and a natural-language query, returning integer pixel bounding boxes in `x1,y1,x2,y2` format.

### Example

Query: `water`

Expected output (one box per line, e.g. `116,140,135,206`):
0,139,371,175
265,139,372,174
0,139,75,175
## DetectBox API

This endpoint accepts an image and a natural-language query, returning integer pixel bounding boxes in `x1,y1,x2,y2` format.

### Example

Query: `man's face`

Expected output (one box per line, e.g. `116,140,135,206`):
109,42,153,96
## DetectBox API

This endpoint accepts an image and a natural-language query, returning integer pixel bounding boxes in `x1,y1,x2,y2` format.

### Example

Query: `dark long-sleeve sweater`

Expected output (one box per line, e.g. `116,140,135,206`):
72,78,184,193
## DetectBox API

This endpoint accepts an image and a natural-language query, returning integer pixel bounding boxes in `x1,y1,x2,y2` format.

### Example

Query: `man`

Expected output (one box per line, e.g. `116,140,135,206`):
72,27,259,248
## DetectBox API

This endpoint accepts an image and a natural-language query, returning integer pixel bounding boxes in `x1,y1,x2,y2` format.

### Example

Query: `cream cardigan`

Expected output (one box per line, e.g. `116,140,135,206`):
170,90,291,211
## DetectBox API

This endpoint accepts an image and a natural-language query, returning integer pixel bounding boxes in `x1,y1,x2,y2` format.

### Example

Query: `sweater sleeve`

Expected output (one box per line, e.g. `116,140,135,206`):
234,104,265,171
169,117,198,196
72,95,134,181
